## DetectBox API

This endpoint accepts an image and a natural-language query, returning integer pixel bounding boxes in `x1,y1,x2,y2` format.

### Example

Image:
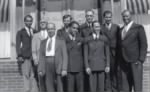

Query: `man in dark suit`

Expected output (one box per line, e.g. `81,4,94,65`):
80,10,95,91
16,15,37,92
80,10,94,38
38,23,68,92
102,10,120,92
67,21,84,92
80,10,108,91
57,14,72,41
56,14,72,91
117,10,147,92
84,21,110,92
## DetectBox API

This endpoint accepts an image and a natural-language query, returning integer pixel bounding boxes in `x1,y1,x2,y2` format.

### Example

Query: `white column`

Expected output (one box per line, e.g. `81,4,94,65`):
10,0,16,60
120,0,127,12
111,0,114,15
22,0,25,21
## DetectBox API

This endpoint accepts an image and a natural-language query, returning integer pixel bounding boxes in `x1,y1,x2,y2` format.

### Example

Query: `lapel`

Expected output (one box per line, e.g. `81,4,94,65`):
84,23,92,31
102,24,111,39
123,23,137,40
91,32,100,51
24,27,32,38
43,38,48,56
55,39,59,52
22,28,30,38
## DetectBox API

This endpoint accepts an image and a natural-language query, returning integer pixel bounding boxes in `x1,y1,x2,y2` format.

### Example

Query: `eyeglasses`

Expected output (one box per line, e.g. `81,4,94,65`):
72,27,79,29
47,28,55,31
24,20,33,23
86,15,94,17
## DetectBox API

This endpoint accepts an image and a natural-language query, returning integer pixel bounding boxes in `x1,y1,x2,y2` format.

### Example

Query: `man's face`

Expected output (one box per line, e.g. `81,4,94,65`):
122,11,132,25
86,11,94,23
104,13,112,24
47,24,56,38
24,17,33,28
70,23,79,36
93,22,101,32
63,17,72,27
40,22,47,30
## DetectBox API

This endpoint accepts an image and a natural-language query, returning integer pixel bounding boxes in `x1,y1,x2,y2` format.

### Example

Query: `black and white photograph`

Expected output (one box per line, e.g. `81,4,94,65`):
0,0,150,92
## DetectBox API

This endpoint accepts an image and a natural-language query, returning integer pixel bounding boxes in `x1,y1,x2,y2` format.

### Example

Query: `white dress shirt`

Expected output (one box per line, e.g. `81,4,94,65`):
25,26,33,36
105,23,112,30
46,36,56,56
41,30,48,39
122,21,134,39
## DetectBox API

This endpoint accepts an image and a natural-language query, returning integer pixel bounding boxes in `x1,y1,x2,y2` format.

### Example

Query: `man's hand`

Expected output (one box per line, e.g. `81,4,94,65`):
38,72,44,76
61,70,67,77
34,59,38,66
134,60,142,65
105,66,110,73
86,67,91,75
17,57,24,62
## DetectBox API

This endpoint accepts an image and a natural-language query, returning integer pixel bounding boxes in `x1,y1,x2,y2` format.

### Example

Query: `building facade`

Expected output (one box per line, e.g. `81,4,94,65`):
0,0,149,92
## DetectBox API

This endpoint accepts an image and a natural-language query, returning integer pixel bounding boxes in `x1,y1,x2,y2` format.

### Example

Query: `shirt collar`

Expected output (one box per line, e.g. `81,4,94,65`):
124,21,134,27
25,26,29,31
48,35,56,40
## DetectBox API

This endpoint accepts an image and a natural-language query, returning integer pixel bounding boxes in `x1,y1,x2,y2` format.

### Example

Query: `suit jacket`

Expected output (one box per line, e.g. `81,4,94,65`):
117,23,147,63
80,23,93,38
84,34,110,71
67,32,84,72
102,24,120,49
16,28,35,59
57,27,71,43
38,38,68,75
32,31,45,63
102,24,120,57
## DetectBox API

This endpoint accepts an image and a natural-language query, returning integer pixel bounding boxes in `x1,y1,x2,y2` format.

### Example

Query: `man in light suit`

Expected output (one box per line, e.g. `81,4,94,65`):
101,10,120,92
38,23,68,92
32,21,48,91
117,10,147,92
16,15,36,92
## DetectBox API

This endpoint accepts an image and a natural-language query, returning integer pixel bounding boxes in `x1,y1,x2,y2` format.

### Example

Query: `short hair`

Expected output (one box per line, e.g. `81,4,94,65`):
24,15,33,22
85,9,95,15
103,10,112,17
92,20,100,27
70,21,80,27
40,20,47,24
62,14,72,21
47,22,56,29
121,9,131,15
92,20,103,34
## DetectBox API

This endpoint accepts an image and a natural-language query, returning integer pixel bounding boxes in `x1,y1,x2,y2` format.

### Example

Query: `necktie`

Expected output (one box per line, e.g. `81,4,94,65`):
122,26,127,39
29,28,32,37
47,39,52,52
89,23,92,29
106,24,111,31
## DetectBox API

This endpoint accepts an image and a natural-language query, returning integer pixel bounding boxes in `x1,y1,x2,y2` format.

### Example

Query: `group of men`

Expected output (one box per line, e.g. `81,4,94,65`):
16,9,147,92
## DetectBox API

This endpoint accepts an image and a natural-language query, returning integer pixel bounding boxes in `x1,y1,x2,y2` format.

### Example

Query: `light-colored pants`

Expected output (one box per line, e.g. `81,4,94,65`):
21,59,38,92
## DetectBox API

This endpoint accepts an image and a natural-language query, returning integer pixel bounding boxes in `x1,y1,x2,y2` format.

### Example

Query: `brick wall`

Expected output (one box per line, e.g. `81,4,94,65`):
0,56,149,92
